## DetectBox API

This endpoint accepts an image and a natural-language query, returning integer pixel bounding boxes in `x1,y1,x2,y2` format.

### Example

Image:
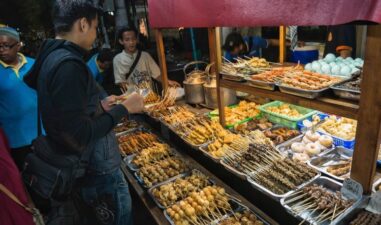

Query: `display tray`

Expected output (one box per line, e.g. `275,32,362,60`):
259,101,317,129
334,197,373,225
277,83,331,99
211,203,271,225
307,147,352,181
316,129,356,150
199,143,223,162
265,125,301,146
125,148,177,171
331,76,361,101
245,77,276,91
246,167,321,199
115,126,147,137
134,156,190,189
275,133,335,157
220,72,248,82
280,176,363,225
163,199,242,225
147,169,215,209
220,157,248,179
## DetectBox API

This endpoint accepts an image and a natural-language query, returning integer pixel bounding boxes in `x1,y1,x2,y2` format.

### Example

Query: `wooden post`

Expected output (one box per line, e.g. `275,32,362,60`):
279,26,286,63
154,29,168,91
350,25,381,194
208,28,217,73
215,27,226,126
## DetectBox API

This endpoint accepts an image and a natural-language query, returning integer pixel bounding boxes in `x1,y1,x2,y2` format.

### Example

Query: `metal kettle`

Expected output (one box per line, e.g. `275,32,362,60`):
183,61,207,104
203,62,237,108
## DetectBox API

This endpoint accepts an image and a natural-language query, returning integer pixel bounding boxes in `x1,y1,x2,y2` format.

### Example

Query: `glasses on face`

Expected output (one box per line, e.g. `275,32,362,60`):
0,42,18,50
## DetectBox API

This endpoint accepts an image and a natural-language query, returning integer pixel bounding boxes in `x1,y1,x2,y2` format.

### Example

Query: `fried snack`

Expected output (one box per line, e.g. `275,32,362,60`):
118,131,160,155
219,210,264,225
326,159,352,177
151,170,210,208
266,103,303,119
263,127,300,145
137,157,189,188
280,70,342,90
234,117,274,134
175,118,224,146
146,87,177,112
162,106,196,126
144,91,160,104
166,186,235,225
318,116,357,140
206,132,250,158
222,57,270,76
213,100,261,125
132,143,172,167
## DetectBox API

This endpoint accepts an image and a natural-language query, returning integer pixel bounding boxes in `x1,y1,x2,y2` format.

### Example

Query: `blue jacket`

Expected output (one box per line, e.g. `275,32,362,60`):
87,54,104,84
0,54,37,148
224,36,268,62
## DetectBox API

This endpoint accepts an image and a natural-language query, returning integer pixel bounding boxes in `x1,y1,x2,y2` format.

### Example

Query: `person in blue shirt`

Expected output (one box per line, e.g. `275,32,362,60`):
0,26,37,170
87,48,113,84
222,31,285,62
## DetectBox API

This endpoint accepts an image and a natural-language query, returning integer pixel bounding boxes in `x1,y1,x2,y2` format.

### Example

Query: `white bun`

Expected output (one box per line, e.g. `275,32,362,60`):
305,142,321,156
291,142,305,153
318,135,333,148
305,130,321,142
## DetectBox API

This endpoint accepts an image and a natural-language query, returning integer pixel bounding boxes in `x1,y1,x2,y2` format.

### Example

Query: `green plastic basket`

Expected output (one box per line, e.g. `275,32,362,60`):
209,105,262,128
259,101,317,129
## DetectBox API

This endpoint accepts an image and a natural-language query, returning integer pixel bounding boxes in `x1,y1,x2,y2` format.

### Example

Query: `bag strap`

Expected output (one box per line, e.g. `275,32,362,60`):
0,183,34,213
125,50,142,80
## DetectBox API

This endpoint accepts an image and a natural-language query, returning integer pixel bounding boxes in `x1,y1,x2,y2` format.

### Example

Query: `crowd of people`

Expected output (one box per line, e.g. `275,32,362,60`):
0,1,180,225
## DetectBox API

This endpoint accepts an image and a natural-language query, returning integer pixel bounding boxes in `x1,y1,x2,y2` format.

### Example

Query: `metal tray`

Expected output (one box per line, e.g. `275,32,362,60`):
331,86,360,101
246,165,321,199
221,72,248,82
280,176,363,225
265,125,301,146
211,203,271,225
308,147,353,181
163,199,243,225
245,77,276,91
125,148,176,172
277,84,331,99
199,143,225,162
148,169,215,209
220,157,248,180
335,197,371,225
276,134,335,159
372,178,381,193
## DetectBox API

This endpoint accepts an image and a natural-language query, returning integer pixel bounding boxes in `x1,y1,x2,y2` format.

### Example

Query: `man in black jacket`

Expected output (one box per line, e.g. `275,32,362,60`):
24,1,143,224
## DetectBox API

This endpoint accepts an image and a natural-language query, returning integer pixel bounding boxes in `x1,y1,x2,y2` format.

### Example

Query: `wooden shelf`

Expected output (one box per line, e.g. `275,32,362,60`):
219,78,359,119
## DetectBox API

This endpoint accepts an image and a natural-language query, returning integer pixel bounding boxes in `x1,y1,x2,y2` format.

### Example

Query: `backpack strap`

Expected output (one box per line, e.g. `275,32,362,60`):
125,50,142,80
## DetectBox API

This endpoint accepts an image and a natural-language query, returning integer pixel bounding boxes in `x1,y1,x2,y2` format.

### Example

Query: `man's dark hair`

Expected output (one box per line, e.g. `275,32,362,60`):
52,0,100,34
118,26,138,40
97,48,114,63
222,32,245,52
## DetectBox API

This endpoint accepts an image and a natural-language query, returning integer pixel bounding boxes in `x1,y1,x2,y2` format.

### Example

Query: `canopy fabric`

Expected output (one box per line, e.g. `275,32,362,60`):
148,0,381,28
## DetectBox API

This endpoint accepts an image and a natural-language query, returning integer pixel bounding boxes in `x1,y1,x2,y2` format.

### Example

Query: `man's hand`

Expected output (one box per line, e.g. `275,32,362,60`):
101,95,118,111
168,79,180,87
121,92,144,114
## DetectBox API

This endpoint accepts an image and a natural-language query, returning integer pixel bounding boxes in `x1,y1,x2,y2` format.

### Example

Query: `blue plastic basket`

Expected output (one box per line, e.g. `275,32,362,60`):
298,113,355,149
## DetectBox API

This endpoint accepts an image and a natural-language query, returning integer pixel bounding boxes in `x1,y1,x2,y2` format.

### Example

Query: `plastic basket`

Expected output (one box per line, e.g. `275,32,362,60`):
209,104,261,128
297,113,329,131
317,131,355,150
297,113,356,150
259,101,317,129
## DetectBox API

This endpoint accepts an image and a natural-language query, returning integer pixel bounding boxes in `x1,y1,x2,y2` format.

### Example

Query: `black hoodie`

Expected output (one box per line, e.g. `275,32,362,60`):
24,39,126,174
